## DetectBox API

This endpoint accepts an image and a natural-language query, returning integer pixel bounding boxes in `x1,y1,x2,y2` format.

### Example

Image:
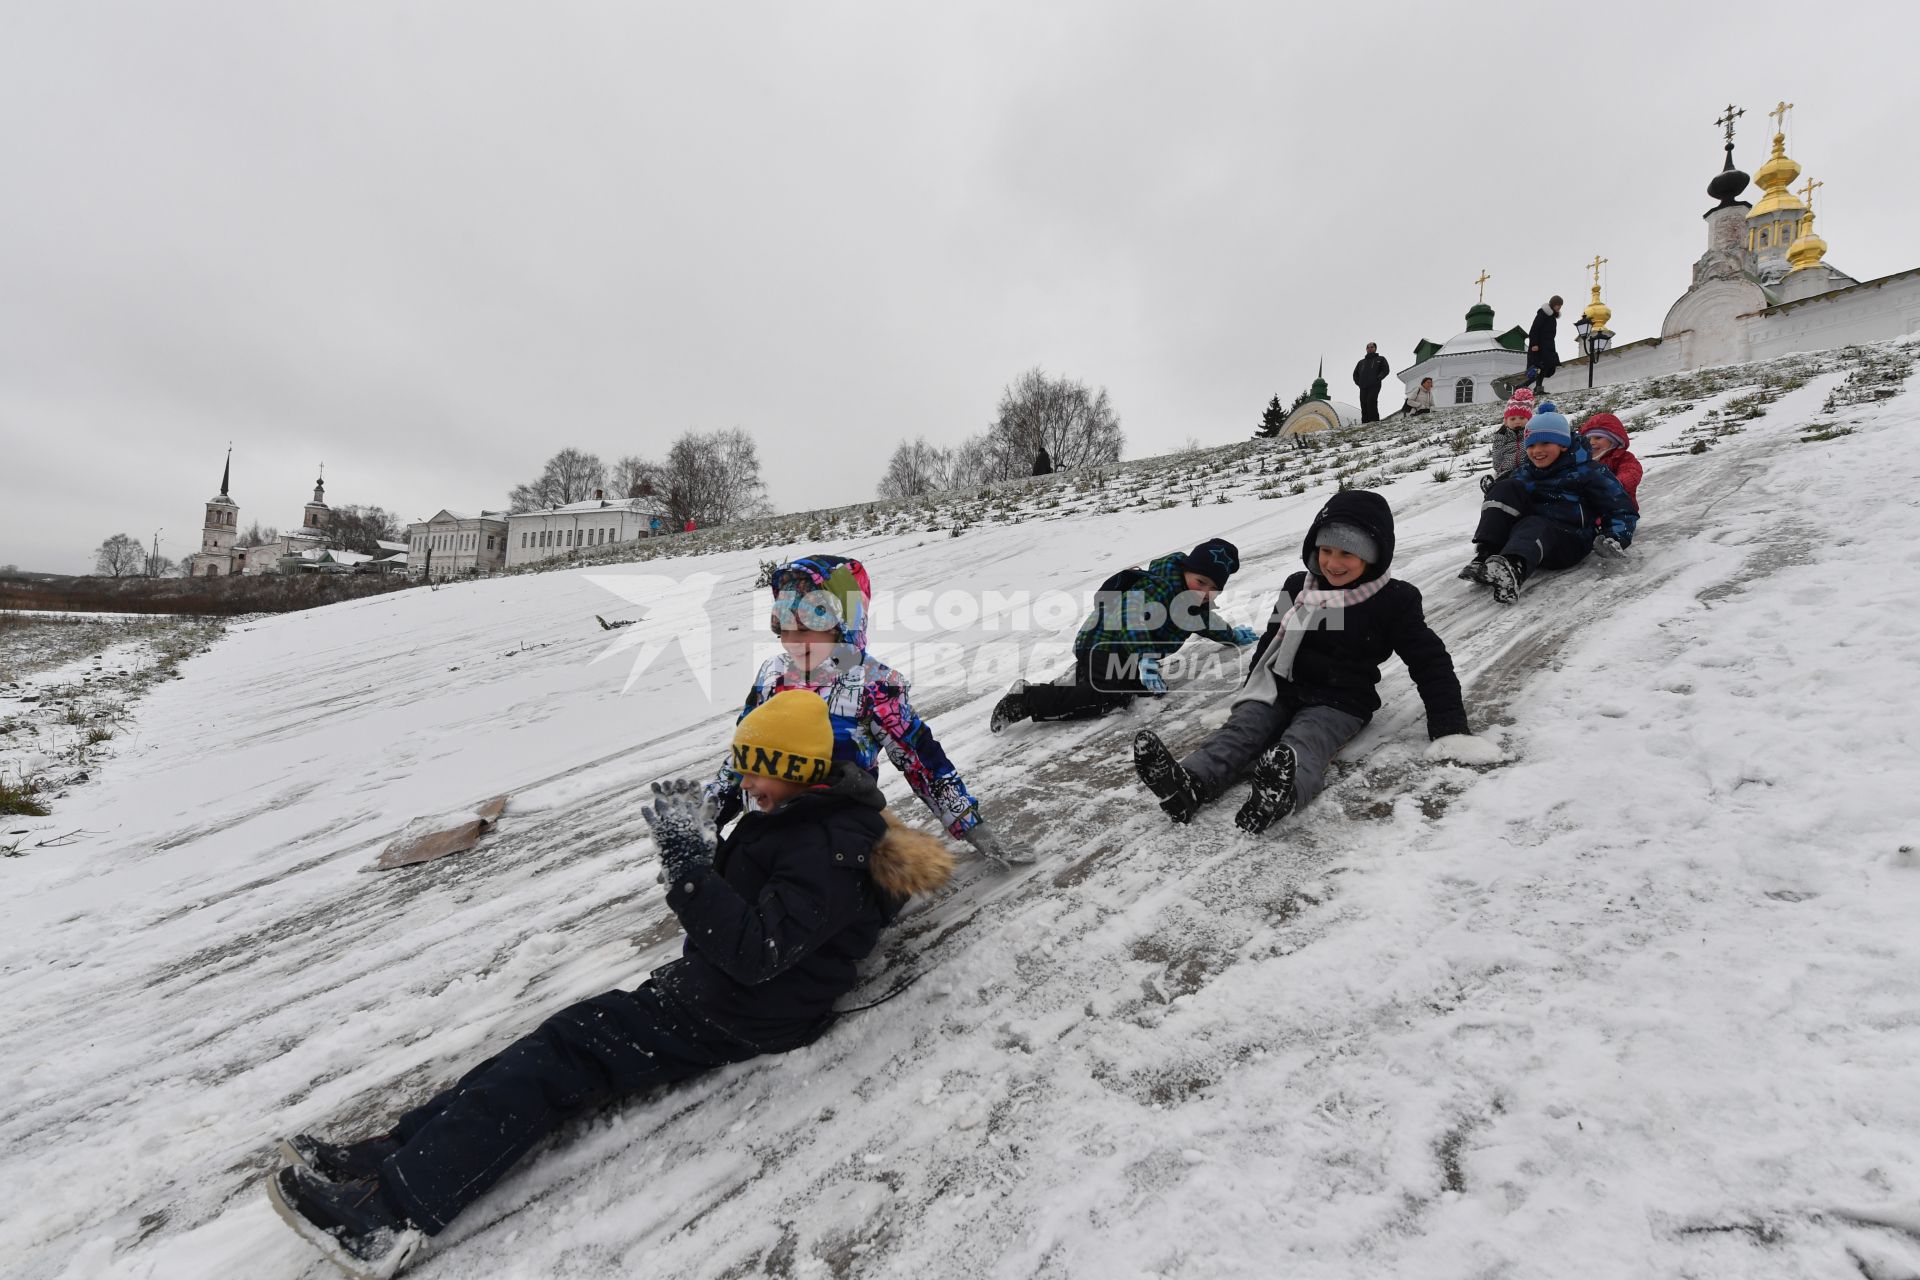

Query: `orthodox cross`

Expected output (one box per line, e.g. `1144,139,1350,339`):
1587,255,1608,290
1797,175,1822,211
1769,100,1794,137
1474,269,1491,302
1715,103,1745,147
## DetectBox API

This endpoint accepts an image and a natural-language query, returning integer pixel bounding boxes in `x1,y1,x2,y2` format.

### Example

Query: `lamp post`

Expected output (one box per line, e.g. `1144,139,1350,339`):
1574,315,1613,389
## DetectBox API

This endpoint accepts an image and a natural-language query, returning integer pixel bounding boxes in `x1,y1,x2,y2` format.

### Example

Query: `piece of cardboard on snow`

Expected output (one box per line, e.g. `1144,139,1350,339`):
371,795,510,870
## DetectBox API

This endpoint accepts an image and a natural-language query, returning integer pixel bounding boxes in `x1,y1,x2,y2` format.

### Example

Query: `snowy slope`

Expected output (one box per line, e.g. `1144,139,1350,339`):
6,342,1920,1280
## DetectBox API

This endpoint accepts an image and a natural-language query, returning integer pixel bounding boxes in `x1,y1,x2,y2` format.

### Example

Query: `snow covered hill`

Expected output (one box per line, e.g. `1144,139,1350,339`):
6,342,1920,1280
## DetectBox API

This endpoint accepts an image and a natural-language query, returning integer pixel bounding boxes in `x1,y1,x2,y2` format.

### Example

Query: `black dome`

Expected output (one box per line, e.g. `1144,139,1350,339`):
1707,143,1750,210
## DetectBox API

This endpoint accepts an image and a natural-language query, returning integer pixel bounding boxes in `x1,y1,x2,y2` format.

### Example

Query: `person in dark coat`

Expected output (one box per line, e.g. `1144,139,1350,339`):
990,538,1257,730
1032,446,1054,476
1520,297,1563,394
265,691,952,1279
1353,343,1392,423
1462,408,1639,604
1133,490,1492,834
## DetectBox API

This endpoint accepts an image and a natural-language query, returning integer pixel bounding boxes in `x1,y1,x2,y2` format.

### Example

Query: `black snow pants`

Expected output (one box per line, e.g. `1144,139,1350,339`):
1023,647,1160,722
1358,384,1382,423
1474,477,1594,578
379,981,759,1235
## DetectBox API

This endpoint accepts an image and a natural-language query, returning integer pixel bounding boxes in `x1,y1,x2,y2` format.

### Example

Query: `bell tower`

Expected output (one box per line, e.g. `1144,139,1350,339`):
194,448,239,575
302,463,330,532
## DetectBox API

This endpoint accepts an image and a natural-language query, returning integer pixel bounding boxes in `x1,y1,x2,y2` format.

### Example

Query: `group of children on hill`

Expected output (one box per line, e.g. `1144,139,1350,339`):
267,398,1642,1276
1464,387,1641,602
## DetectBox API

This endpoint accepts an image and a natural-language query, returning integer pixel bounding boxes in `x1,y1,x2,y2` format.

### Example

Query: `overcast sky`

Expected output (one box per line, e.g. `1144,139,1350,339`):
3,0,1914,574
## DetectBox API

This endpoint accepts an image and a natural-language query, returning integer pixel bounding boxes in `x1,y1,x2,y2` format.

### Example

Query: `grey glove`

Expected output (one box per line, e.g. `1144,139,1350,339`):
1594,535,1626,558
643,779,718,886
964,819,1032,867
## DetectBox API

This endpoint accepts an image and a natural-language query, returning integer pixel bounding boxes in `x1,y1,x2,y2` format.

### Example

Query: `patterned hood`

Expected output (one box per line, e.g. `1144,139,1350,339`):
768,555,873,653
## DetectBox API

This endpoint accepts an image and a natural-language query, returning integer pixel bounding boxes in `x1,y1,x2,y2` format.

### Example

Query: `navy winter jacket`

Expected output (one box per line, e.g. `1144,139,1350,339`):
1244,490,1470,739
659,765,901,1052
1502,442,1639,547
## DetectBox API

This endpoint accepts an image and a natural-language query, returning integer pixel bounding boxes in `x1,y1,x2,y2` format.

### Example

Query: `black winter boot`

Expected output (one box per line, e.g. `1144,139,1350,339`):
1132,730,1205,823
1457,555,1489,583
268,1164,423,1280
989,681,1030,734
1236,743,1299,833
278,1133,402,1185
1483,554,1525,605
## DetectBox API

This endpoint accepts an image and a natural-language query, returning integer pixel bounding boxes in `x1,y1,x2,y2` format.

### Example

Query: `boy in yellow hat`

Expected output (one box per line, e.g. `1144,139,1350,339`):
266,691,951,1279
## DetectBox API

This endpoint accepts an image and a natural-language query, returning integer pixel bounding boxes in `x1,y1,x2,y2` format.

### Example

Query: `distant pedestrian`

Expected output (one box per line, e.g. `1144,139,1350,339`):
683,518,697,534
1520,297,1564,394
1403,377,1435,417
1353,343,1391,423
1032,447,1054,476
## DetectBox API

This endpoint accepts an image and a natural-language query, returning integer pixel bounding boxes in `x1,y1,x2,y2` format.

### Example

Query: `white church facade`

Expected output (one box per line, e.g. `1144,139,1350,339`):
1395,293,1529,409
1552,104,1920,390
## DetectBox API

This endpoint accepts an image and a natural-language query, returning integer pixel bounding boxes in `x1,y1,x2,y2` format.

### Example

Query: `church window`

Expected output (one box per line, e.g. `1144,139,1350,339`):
1454,377,1474,405
1758,226,1770,248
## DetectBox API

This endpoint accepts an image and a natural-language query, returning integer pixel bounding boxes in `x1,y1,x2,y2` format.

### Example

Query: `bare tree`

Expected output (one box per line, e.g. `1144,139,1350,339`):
876,437,955,500
610,454,666,501
508,448,607,511
147,553,181,578
943,428,1026,489
94,533,145,577
989,367,1125,473
327,505,406,556
659,428,770,527
237,520,279,548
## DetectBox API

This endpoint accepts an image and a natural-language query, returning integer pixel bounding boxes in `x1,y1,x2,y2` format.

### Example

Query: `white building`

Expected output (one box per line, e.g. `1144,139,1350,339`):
1396,301,1529,408
407,511,510,579
505,493,671,569
1277,365,1363,436
1556,106,1920,390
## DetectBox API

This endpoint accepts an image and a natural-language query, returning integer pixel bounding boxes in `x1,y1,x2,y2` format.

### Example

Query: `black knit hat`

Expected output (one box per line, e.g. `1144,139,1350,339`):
1186,538,1240,587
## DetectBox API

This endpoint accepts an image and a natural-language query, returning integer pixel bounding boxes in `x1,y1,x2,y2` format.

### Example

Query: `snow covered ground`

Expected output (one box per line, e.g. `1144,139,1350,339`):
5,343,1920,1280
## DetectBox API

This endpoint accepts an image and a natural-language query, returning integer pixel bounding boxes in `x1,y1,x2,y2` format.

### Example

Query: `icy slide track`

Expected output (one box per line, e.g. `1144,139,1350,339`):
6,346,1920,1280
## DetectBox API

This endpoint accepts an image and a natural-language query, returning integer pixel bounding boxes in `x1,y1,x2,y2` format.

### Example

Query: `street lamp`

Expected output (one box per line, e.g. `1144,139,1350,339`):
1573,315,1612,388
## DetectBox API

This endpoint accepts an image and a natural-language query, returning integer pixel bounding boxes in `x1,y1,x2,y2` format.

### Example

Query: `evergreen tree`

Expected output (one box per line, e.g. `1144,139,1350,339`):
1253,394,1288,438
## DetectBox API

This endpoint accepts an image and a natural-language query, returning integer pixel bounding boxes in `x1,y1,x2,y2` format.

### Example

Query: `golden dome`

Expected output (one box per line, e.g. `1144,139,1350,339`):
1582,284,1612,332
1749,131,1805,219
1787,209,1827,273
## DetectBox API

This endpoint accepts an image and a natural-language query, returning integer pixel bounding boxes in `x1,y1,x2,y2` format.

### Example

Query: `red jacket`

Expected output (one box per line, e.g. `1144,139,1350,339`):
1595,448,1642,507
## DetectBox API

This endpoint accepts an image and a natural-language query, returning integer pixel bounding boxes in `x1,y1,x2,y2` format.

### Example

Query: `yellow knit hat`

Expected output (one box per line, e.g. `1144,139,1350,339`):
731,690,834,785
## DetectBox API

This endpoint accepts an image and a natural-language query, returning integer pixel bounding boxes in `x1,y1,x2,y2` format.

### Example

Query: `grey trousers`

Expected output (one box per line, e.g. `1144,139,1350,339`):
1179,697,1366,808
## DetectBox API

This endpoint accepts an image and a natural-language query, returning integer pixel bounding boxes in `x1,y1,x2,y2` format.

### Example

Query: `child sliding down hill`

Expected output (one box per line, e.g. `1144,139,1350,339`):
266,692,952,1280
712,554,1022,865
1133,491,1492,834
1580,412,1642,510
1461,407,1639,604
988,538,1257,731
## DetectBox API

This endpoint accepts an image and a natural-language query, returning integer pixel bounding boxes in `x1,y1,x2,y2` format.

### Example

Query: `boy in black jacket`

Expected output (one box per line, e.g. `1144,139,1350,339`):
1134,490,1489,834
266,691,951,1279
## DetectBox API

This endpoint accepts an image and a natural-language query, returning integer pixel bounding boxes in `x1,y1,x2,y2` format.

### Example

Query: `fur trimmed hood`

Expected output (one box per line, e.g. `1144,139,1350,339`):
870,811,954,899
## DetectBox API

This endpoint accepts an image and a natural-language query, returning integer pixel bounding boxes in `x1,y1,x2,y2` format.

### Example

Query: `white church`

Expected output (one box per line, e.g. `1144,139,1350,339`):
188,452,336,577
1400,103,1920,400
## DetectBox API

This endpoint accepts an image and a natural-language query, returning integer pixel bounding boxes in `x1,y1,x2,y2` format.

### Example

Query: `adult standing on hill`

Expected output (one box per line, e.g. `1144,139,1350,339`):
1521,297,1563,394
1032,447,1053,476
1352,343,1391,424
